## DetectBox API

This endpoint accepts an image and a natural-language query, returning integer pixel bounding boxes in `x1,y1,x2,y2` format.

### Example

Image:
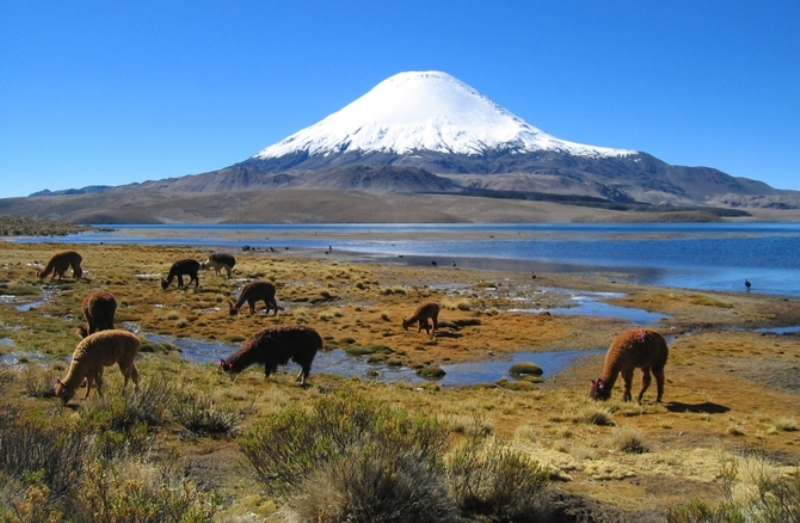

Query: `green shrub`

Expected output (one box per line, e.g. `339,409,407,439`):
447,430,551,522
239,391,457,521
0,408,88,499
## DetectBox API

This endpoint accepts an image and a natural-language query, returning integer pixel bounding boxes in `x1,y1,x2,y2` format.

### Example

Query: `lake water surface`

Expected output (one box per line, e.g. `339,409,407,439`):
17,222,800,296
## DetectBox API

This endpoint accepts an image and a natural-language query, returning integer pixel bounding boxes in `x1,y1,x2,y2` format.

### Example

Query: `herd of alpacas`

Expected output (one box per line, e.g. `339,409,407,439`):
35,249,669,405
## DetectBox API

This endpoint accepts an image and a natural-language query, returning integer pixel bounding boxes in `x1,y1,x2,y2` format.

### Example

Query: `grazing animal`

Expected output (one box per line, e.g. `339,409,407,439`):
229,280,279,316
402,302,440,335
161,259,201,290
76,289,117,339
219,325,322,385
54,329,141,404
37,250,83,281
201,253,236,280
590,328,669,403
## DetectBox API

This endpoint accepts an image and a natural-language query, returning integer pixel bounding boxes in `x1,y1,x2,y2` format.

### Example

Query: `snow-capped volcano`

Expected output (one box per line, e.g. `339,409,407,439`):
252,71,635,160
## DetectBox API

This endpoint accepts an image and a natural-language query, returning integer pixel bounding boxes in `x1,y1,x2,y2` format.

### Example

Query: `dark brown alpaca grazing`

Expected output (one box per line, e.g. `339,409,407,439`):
219,325,322,385
161,259,201,290
201,253,236,280
590,328,669,403
402,302,440,335
37,250,83,281
229,281,279,316
76,289,117,339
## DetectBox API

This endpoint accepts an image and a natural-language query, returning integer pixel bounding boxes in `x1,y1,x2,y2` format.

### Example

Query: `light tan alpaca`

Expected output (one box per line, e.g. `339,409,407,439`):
229,280,279,316
201,253,236,280
76,289,117,339
590,328,668,403
54,330,141,404
402,301,440,335
37,250,83,281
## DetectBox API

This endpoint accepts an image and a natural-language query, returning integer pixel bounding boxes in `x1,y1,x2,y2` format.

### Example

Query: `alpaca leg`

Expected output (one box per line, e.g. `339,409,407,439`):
653,367,665,402
621,369,634,402
248,299,256,315
269,299,279,315
84,373,94,399
431,314,439,333
177,274,185,288
638,367,653,403
225,266,232,280
94,371,105,398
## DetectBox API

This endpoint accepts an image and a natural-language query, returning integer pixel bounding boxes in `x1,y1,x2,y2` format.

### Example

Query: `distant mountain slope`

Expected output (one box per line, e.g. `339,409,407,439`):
11,70,799,221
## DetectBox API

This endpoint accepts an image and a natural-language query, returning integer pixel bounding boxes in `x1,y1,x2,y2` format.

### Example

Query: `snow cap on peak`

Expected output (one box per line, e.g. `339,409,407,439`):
253,70,635,159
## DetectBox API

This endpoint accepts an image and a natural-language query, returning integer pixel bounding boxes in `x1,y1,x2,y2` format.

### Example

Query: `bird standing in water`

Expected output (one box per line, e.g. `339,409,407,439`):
745,279,752,291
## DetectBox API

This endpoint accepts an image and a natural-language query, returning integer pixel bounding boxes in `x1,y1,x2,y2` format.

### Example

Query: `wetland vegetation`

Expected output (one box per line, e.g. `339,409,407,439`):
1,239,800,521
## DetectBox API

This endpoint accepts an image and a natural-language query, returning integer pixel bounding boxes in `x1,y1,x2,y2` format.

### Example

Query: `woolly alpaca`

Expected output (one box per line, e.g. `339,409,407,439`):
219,325,322,385
402,302,440,335
161,258,201,290
37,250,83,281
229,280,279,316
54,329,141,404
201,252,236,280
76,289,117,338
590,328,669,403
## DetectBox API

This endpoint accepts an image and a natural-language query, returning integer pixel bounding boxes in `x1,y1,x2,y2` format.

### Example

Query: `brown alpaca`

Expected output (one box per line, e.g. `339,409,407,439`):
54,330,141,404
229,281,279,316
37,250,83,281
161,259,200,290
219,325,322,385
402,302,440,335
76,289,117,339
590,328,668,403
201,253,236,280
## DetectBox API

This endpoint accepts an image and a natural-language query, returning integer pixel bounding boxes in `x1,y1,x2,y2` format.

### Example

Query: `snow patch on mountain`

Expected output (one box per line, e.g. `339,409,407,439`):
252,71,636,160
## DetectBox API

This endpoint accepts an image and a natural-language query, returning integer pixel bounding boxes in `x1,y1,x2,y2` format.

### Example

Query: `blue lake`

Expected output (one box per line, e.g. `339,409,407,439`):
13,222,800,296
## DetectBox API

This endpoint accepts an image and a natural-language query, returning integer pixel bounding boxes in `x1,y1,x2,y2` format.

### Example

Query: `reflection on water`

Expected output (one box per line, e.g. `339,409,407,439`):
756,325,800,335
145,333,603,386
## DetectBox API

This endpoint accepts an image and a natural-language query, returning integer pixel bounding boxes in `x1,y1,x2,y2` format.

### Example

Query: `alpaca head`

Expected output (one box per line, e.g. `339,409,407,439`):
228,302,240,316
160,279,170,290
219,358,236,380
53,378,72,403
589,379,610,400
401,317,411,330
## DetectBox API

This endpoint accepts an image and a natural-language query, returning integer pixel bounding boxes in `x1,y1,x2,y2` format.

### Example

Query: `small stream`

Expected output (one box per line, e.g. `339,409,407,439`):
145,332,604,386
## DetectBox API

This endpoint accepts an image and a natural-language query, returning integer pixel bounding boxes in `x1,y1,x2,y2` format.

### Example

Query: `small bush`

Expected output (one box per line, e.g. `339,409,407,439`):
447,432,551,522
239,391,456,521
0,407,88,498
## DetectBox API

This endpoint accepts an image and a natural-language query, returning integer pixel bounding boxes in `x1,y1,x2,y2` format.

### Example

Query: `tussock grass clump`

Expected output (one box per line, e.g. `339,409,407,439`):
609,427,650,454
21,367,57,398
769,416,798,433
577,405,615,426
171,389,240,437
666,456,800,523
509,361,543,377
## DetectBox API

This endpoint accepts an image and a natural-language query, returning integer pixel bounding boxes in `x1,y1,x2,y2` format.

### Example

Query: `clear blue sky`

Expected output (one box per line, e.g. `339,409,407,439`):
1,1,798,199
